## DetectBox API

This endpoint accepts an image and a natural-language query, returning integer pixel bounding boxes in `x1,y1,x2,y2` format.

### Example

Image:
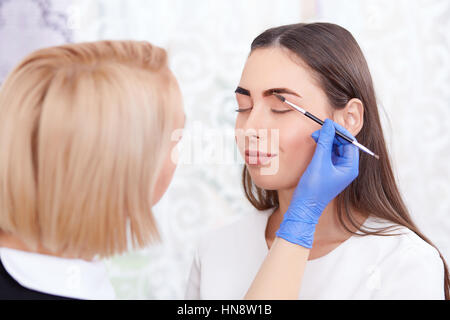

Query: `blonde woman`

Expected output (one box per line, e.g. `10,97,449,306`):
0,40,358,300
0,40,185,299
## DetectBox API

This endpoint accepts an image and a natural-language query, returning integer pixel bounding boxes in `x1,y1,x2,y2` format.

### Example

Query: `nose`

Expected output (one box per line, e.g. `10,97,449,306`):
243,101,271,132
241,102,272,147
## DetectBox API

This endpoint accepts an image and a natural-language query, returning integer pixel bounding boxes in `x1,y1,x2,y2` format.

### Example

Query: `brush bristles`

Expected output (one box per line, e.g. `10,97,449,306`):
273,93,286,103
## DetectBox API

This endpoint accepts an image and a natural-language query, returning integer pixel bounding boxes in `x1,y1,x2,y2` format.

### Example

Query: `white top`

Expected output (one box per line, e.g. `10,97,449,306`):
0,247,115,300
185,209,445,300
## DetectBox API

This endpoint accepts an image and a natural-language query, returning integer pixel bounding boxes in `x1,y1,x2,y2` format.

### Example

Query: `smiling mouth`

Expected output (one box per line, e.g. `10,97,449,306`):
245,150,278,166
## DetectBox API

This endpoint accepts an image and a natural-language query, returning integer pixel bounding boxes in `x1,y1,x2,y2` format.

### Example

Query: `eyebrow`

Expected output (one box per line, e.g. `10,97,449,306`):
235,86,302,98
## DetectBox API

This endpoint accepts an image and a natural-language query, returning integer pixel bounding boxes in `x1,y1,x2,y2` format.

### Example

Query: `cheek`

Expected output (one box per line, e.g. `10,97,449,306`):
151,144,178,206
279,125,317,187
242,117,318,191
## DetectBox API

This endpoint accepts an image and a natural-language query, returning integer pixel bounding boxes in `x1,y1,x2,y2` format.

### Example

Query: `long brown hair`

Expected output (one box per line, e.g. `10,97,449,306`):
243,22,449,299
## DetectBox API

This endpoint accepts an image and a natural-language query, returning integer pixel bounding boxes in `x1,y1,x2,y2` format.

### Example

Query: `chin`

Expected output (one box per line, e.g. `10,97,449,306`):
246,165,296,191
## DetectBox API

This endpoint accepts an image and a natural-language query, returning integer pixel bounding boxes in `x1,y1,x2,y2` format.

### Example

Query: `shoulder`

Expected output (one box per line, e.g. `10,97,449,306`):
360,216,441,260
358,216,445,299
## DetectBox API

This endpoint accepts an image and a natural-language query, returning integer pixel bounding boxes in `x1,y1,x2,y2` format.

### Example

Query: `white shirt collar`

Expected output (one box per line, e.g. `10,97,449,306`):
0,247,116,300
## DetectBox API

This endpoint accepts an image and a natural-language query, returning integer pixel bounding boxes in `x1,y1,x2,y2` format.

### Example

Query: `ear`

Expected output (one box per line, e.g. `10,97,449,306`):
333,98,364,137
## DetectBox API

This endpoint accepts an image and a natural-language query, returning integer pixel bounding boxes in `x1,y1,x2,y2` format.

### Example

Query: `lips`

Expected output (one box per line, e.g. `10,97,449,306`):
245,150,277,166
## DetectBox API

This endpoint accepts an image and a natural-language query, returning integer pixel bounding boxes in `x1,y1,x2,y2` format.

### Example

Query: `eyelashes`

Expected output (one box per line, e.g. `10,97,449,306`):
271,109,292,114
235,107,252,113
235,107,292,114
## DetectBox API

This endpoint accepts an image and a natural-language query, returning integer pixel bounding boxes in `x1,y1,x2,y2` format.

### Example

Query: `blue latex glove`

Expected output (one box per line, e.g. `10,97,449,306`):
275,119,360,248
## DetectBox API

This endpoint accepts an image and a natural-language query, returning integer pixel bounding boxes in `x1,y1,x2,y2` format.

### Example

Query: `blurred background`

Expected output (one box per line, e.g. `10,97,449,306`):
0,0,448,299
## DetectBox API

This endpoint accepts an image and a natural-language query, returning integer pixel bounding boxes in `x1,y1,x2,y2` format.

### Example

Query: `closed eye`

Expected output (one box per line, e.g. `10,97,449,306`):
271,109,292,114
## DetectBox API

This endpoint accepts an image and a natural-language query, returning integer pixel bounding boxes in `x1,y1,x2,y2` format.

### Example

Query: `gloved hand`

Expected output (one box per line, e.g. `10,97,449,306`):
275,119,360,248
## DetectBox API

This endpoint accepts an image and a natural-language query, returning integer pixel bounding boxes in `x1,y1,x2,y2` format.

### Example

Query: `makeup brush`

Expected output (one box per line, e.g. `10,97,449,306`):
273,94,379,160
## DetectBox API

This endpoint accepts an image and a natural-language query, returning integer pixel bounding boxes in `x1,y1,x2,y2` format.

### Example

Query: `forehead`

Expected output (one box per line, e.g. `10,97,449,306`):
240,47,318,95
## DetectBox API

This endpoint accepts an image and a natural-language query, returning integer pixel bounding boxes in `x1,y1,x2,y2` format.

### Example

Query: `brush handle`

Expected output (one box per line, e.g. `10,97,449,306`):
305,112,354,144
279,93,378,158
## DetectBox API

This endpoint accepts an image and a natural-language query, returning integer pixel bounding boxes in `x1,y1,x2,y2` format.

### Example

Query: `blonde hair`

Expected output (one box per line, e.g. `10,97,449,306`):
0,41,177,259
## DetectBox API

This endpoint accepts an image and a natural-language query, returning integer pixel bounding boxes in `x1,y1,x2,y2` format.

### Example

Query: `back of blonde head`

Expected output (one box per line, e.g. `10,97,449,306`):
0,41,177,259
